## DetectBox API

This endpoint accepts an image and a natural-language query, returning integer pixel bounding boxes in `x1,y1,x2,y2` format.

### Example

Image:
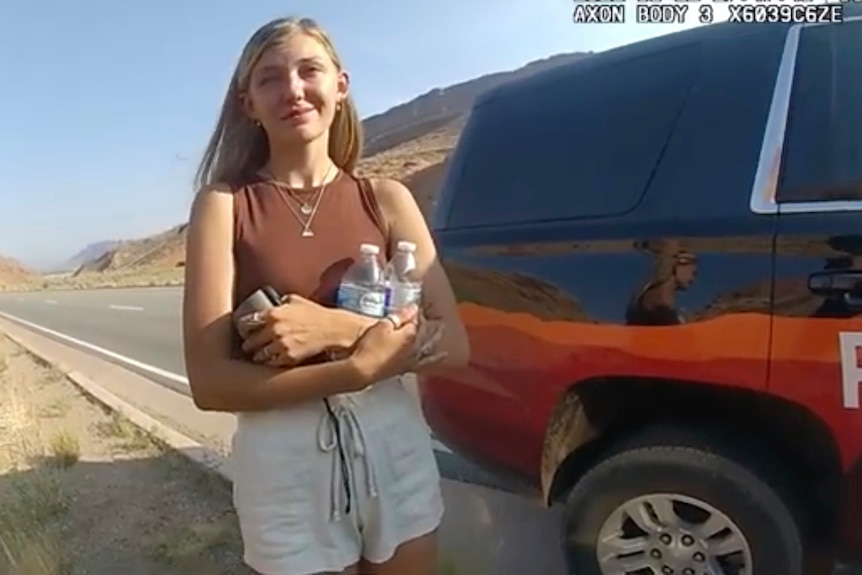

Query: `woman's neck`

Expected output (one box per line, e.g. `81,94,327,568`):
264,138,338,189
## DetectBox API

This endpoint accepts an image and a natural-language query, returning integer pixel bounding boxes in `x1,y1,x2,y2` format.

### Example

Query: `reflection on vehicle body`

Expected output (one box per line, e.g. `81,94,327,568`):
625,239,697,326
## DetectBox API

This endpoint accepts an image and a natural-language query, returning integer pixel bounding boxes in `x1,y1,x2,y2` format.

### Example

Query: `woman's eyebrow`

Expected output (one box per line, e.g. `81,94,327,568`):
258,57,326,72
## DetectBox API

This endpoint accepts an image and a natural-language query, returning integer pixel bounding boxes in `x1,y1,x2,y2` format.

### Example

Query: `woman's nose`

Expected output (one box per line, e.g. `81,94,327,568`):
283,72,305,101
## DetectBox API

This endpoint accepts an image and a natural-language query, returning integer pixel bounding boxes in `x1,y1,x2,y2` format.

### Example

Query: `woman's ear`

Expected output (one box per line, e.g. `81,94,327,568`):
239,91,258,123
336,70,351,104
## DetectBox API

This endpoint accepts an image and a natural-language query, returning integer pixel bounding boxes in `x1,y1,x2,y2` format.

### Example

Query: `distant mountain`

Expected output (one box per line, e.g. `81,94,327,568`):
56,240,121,273
74,226,185,275
361,52,593,157
69,51,593,276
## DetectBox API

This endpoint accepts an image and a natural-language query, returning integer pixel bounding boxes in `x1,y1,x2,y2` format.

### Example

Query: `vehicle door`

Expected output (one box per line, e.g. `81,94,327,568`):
761,16,862,458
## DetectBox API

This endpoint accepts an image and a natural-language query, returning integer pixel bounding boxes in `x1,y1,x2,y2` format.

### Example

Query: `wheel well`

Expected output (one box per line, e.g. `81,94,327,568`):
544,376,843,537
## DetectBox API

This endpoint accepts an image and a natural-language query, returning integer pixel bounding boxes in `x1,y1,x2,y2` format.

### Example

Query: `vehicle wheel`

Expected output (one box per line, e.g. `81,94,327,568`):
561,425,805,575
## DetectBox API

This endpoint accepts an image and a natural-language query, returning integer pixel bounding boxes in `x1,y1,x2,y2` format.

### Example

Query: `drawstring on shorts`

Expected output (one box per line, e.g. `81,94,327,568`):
318,397,379,523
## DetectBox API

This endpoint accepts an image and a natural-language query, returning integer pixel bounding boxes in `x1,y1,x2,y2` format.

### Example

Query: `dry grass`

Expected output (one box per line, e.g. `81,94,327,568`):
0,362,72,575
45,431,80,470
93,411,153,452
38,398,71,419
2,266,185,293
0,335,252,575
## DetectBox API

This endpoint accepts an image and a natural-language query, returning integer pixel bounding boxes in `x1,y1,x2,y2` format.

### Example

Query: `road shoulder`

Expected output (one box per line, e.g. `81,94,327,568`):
0,332,252,573
0,317,235,463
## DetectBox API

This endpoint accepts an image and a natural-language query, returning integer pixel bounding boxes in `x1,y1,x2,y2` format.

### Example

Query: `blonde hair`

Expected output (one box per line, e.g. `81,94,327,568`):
194,17,363,189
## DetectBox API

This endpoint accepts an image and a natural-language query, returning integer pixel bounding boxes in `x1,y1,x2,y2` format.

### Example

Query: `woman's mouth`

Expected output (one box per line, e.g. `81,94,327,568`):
281,108,315,123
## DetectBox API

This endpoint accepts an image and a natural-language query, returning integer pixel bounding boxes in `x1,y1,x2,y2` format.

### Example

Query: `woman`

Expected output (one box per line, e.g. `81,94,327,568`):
181,15,470,575
625,239,697,326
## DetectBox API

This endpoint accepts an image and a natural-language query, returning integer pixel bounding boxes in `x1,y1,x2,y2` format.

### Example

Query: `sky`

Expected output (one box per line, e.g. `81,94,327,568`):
0,0,728,270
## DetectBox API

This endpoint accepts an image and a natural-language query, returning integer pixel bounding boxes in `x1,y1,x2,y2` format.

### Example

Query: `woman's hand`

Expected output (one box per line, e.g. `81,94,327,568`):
237,294,336,366
347,305,447,389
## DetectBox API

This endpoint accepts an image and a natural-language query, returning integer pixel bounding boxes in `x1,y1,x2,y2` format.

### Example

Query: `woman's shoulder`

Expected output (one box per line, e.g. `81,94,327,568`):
193,173,272,205
197,181,236,195
189,181,239,224
360,176,422,220
199,170,272,194
359,176,415,206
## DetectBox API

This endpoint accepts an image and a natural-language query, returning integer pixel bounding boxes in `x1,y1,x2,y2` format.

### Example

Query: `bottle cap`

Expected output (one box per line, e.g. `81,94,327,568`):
396,240,417,252
359,243,380,255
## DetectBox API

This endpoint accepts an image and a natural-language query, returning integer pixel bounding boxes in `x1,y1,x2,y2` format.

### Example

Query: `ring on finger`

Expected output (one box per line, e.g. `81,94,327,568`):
384,314,402,329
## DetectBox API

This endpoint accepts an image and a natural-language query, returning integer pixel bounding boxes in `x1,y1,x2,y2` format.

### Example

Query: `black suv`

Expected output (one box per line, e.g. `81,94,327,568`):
421,10,862,575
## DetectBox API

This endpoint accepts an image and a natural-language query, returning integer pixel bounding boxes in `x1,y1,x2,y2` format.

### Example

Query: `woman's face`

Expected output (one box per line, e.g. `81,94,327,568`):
673,252,697,289
243,33,348,146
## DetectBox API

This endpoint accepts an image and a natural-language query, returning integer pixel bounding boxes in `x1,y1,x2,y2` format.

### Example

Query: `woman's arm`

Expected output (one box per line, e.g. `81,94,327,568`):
182,184,371,412
371,177,471,371
321,307,377,350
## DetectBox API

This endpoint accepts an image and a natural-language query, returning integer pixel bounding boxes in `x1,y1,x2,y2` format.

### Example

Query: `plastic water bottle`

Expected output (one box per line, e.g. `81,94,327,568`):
384,241,422,313
336,243,387,318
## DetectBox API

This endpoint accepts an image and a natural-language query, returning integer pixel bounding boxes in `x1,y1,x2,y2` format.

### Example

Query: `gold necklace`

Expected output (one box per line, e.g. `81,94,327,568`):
265,164,337,238
285,184,319,215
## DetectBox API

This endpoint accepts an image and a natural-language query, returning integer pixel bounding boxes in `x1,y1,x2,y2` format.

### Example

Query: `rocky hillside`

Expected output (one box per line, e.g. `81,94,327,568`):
360,52,592,157
68,51,591,276
0,255,39,289
74,224,187,275
57,240,120,273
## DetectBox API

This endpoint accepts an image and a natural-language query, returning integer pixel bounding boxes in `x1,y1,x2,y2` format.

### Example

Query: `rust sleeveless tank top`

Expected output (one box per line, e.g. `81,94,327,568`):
230,170,390,360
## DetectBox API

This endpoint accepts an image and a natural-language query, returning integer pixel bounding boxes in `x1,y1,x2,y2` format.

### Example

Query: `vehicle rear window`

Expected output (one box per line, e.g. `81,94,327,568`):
443,45,701,229
777,19,862,203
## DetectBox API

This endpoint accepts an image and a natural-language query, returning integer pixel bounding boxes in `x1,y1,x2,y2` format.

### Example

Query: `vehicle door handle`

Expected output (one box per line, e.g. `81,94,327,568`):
808,270,862,305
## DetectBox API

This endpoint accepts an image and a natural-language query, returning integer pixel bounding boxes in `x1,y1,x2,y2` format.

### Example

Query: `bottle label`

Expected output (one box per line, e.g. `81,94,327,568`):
337,284,386,318
386,284,422,311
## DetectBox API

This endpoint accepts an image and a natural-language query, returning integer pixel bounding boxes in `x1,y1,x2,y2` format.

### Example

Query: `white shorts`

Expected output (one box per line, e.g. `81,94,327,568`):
231,377,444,575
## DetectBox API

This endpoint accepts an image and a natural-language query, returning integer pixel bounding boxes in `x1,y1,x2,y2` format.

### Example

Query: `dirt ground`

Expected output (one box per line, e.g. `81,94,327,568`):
0,334,254,575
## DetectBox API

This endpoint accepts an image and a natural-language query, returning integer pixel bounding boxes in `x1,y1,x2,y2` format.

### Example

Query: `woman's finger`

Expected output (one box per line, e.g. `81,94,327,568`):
388,304,419,328
242,324,275,352
412,324,443,356
421,323,445,346
252,341,281,363
266,353,295,368
416,351,448,368
237,314,264,339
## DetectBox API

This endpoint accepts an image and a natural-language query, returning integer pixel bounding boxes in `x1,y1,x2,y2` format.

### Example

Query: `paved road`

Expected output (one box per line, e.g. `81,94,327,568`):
0,287,513,489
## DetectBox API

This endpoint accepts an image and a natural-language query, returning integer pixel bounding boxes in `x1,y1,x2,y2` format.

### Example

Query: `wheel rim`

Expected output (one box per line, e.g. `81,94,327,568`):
594,493,753,575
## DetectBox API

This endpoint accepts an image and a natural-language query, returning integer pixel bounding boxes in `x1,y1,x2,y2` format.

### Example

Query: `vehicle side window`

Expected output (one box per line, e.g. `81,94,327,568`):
446,46,700,229
776,20,862,203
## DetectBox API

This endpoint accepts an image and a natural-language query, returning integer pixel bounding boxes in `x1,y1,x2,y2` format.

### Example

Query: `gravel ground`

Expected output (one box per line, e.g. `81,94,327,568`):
0,334,253,575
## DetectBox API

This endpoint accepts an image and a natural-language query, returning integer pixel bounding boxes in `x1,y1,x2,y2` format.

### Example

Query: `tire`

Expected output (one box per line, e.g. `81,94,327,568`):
561,425,805,575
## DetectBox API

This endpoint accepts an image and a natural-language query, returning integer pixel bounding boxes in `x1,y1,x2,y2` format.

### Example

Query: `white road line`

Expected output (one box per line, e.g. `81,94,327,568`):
0,310,188,385
108,304,145,312
0,310,454,454
44,299,57,304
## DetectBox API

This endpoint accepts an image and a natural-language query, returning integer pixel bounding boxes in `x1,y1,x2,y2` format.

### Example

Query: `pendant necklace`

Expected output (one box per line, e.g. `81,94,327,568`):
265,163,337,238
293,188,316,215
